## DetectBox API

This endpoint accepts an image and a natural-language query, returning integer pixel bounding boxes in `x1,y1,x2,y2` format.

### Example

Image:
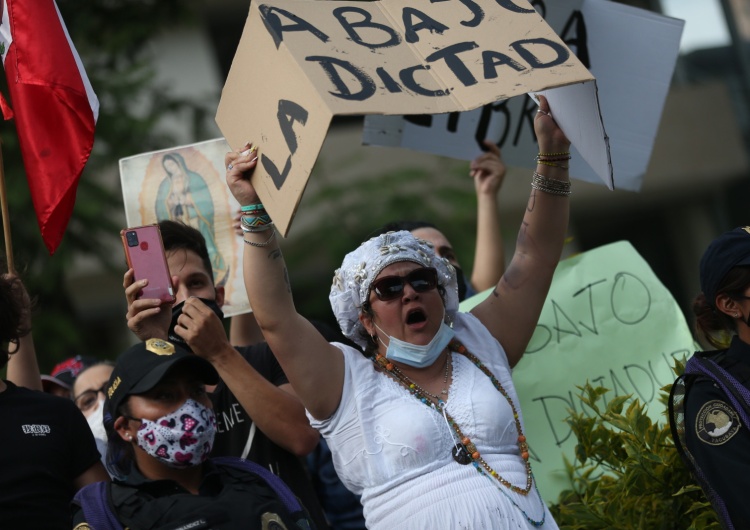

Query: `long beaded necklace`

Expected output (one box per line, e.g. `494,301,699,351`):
391,352,451,402
372,338,546,527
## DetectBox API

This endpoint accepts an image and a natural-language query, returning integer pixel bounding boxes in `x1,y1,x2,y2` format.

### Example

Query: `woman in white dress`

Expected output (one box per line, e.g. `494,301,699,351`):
224,96,569,529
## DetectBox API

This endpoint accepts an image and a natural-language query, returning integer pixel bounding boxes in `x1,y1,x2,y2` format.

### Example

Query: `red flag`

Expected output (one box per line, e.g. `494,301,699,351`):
0,0,98,254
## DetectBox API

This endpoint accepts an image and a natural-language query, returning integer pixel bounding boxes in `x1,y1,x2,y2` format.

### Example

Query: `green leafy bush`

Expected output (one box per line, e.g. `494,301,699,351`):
549,363,721,530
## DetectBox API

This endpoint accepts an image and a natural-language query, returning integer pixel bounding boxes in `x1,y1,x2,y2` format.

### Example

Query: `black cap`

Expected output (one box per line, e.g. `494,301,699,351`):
700,226,750,307
105,339,219,419
41,355,99,393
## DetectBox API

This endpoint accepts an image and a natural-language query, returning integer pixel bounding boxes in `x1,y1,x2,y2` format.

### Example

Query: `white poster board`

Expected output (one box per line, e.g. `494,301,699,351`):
363,0,684,191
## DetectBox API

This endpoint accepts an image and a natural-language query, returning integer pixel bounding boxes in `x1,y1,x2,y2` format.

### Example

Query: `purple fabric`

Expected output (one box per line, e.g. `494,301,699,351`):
683,355,750,530
73,458,311,530
74,481,123,530
686,357,750,431
212,456,305,519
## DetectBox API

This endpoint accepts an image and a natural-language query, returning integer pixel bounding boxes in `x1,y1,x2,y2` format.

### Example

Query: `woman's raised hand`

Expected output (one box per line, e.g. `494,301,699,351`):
225,143,260,206
533,95,570,154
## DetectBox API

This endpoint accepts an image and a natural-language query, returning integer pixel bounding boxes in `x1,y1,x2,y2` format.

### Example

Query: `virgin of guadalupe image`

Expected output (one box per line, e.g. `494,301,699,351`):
155,152,229,286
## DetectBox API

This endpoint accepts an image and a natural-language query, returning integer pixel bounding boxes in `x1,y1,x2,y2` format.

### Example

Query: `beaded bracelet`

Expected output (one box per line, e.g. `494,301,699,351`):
244,229,277,247
241,213,271,226
536,155,571,160
536,152,571,169
241,224,274,233
536,155,571,162
538,151,570,157
241,215,274,233
241,224,273,234
537,160,569,169
240,203,265,213
531,172,571,196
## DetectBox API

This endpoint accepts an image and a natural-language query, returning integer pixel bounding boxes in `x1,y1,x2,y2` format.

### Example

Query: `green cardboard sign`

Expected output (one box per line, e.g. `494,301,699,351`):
459,241,696,503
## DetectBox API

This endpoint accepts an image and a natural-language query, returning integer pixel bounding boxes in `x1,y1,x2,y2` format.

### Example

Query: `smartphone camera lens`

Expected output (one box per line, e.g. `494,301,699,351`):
126,231,139,247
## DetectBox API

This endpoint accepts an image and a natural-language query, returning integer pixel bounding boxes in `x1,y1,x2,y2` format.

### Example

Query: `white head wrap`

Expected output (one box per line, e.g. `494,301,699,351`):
329,230,459,348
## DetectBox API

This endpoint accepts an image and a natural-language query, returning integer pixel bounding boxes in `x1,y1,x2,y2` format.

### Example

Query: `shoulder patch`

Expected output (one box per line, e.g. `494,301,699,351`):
262,512,288,530
695,400,742,445
73,523,92,530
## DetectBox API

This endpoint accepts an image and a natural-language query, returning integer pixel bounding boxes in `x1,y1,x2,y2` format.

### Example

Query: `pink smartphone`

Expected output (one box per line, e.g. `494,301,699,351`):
121,224,176,304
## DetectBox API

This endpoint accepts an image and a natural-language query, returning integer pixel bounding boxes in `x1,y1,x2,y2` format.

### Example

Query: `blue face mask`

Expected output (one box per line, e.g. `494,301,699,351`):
374,317,455,368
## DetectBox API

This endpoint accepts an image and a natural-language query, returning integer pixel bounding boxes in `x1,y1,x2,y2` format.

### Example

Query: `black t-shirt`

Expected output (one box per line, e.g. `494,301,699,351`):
0,381,100,529
210,344,328,529
211,343,289,458
72,460,313,529
682,338,750,529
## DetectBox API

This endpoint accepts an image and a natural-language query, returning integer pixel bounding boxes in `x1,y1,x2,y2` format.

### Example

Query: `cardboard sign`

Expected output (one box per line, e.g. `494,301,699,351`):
460,241,696,503
364,0,684,191
216,0,611,236
119,139,251,318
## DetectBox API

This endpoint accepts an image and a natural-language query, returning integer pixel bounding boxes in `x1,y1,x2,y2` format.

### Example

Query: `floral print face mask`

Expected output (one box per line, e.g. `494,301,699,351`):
133,399,216,468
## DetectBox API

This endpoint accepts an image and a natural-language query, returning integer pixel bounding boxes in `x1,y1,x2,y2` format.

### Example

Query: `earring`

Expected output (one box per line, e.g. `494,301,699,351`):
126,434,132,441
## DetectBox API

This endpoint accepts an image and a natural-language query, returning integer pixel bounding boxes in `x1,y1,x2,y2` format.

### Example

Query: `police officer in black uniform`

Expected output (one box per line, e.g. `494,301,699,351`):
670,226,750,530
72,339,314,530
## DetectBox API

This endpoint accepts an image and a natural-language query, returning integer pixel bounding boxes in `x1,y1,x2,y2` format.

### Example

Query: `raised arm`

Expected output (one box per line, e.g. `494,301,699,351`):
225,147,345,420
229,209,267,347
471,96,570,368
4,276,41,391
6,333,41,390
228,311,265,347
174,298,319,456
470,141,506,292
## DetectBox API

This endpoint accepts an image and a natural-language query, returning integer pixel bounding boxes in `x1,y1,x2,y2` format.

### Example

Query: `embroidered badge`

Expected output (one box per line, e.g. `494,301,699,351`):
695,400,741,445
73,523,92,530
146,338,175,356
107,376,121,399
261,512,288,530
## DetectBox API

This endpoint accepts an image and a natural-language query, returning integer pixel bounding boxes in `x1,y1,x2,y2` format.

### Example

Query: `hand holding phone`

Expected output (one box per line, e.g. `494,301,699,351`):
121,224,175,304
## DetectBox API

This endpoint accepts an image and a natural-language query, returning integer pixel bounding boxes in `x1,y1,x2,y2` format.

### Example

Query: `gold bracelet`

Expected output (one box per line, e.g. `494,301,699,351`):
537,151,570,157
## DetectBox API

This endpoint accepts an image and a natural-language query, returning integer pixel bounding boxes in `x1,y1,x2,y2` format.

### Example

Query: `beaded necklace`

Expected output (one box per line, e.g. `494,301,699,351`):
392,352,450,402
373,338,545,527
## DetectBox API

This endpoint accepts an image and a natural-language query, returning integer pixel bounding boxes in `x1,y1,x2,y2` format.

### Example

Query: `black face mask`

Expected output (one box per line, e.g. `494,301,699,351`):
455,266,468,302
168,298,225,350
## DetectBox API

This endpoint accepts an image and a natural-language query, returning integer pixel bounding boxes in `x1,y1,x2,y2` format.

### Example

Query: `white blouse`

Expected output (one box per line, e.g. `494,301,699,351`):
310,312,558,530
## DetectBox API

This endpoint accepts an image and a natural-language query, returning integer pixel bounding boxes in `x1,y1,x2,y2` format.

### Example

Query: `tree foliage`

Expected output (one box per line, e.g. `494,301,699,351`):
0,1,211,369
282,155,483,324
549,362,720,530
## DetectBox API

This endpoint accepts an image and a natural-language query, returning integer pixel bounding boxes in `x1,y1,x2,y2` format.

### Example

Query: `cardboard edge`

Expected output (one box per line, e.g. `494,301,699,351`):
535,80,614,190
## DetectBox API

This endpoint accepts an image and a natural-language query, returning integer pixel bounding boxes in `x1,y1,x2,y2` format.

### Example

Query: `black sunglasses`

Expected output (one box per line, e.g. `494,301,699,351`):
371,267,439,301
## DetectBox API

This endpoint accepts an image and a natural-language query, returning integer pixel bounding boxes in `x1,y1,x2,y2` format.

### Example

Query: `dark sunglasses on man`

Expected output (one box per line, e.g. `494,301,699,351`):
371,267,439,301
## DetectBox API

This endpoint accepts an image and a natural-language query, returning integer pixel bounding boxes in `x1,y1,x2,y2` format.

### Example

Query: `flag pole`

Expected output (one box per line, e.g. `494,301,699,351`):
0,139,15,274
